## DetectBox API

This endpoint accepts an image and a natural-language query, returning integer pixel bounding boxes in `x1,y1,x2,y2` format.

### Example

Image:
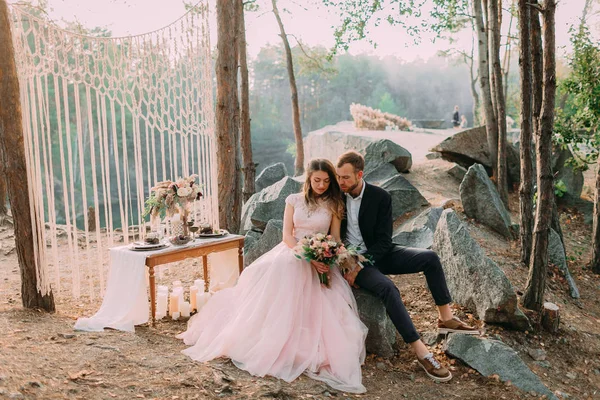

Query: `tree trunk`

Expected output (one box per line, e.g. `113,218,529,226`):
216,0,241,233
518,0,534,266
531,3,543,136
468,33,481,126
503,2,515,104
0,168,6,215
489,0,509,206
522,0,556,311
473,0,499,176
592,154,600,274
551,198,565,250
237,0,255,203
271,0,304,176
0,0,55,311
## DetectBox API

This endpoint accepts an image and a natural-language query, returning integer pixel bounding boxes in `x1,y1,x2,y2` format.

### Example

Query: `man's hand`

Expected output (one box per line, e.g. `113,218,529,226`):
343,257,361,288
310,260,329,274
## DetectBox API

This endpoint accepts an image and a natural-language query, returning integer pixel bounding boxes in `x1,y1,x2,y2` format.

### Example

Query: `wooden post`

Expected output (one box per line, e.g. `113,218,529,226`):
0,0,54,311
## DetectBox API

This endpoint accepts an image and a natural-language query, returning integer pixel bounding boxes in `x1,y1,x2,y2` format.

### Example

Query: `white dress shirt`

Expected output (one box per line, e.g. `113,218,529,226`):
345,180,366,252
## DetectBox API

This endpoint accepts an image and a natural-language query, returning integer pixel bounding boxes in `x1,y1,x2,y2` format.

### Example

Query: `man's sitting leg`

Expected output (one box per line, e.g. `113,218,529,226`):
354,267,452,382
378,248,479,335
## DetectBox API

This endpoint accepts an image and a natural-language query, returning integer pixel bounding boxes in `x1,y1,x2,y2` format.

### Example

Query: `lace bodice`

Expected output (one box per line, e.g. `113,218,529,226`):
285,193,332,240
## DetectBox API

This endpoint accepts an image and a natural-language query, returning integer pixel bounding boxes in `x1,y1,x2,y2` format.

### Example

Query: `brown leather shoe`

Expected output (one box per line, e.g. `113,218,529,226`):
438,317,479,335
417,353,452,382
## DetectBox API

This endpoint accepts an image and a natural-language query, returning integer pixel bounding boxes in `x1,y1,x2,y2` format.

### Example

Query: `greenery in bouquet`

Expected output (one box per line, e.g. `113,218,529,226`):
294,233,348,286
142,175,203,220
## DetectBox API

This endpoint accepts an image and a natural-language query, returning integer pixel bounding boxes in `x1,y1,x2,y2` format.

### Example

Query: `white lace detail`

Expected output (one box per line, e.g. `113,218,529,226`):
286,193,332,241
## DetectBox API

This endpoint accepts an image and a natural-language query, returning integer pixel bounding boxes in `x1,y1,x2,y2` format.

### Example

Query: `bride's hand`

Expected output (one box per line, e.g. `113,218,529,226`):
310,260,329,274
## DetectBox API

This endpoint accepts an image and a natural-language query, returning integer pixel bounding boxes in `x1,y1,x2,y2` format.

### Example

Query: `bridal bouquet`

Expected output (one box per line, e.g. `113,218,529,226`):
294,233,350,287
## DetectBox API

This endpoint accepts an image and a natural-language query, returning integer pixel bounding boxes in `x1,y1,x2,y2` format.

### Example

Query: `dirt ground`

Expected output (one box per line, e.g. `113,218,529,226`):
1,157,600,400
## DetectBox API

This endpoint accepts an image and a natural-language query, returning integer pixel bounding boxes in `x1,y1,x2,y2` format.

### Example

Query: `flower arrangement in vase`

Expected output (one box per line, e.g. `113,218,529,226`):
143,175,203,239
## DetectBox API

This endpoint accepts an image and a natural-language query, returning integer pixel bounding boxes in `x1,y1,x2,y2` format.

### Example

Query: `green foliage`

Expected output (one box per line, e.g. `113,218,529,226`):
554,26,600,168
554,180,567,198
142,193,167,220
321,0,471,56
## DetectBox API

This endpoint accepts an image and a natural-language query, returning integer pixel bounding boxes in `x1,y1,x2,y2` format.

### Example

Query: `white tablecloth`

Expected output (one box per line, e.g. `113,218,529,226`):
74,236,242,332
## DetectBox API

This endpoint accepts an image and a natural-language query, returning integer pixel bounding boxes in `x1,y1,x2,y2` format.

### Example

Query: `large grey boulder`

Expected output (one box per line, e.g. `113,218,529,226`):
304,122,412,173
431,126,520,184
548,229,580,299
380,175,430,221
432,209,529,330
241,177,302,233
552,147,583,202
446,335,557,400
447,164,467,181
352,288,396,358
392,207,443,249
460,164,514,239
255,163,288,192
244,220,284,267
243,229,262,251
364,139,412,173
363,163,400,186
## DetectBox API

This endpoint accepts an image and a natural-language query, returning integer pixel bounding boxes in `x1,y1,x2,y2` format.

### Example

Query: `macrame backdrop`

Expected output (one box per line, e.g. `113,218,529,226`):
9,3,218,300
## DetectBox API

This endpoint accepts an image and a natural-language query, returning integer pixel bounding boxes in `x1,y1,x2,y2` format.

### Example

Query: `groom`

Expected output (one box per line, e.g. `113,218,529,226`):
335,151,478,383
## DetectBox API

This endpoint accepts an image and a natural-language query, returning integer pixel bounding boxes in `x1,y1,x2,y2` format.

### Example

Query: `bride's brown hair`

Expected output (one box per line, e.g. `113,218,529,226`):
303,159,345,219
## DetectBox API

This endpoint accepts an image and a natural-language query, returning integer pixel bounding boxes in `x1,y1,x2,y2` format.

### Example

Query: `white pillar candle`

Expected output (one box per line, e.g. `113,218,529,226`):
169,292,179,314
190,286,199,311
194,279,205,292
174,288,185,310
172,311,180,320
158,285,169,294
157,292,168,317
181,301,191,318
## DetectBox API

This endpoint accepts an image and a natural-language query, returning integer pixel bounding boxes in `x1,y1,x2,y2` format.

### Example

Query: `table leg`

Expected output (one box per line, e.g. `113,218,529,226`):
202,255,209,292
238,243,244,274
149,265,156,327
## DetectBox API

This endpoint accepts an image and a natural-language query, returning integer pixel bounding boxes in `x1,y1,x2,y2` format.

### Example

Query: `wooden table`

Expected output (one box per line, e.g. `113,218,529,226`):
145,235,244,325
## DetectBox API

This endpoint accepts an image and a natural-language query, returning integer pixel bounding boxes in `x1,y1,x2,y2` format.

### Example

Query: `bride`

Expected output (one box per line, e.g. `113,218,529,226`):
177,159,368,393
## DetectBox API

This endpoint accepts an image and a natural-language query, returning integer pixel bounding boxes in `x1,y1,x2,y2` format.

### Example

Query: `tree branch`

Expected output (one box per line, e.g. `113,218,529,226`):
287,33,330,73
527,2,544,13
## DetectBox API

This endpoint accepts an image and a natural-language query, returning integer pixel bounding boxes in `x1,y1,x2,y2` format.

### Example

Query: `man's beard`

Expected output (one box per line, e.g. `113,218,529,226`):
344,180,360,195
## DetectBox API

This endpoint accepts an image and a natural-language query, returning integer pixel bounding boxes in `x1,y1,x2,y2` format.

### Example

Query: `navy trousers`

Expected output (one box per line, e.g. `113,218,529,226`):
355,247,452,344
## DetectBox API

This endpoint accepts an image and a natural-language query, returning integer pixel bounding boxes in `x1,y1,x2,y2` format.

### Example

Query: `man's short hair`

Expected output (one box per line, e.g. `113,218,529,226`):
337,151,365,172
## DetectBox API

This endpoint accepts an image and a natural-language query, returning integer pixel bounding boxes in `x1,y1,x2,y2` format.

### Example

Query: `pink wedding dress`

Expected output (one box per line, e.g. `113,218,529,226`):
177,193,368,393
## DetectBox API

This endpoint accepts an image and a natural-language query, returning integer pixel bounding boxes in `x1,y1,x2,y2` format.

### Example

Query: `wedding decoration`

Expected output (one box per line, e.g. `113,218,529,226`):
9,2,217,300
350,103,411,131
143,175,203,239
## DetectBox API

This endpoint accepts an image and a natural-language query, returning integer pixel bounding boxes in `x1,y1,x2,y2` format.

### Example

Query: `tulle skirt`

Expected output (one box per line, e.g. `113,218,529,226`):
177,242,368,393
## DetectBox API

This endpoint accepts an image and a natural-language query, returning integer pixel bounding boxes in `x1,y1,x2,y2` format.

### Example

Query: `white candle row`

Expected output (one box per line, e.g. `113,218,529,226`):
155,280,211,320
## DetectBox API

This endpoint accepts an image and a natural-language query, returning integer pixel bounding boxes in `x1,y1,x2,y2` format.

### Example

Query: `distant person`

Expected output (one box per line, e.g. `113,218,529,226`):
460,114,467,128
452,105,460,128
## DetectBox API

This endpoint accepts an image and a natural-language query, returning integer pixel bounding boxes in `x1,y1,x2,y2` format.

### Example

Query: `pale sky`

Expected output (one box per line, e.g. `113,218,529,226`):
12,0,596,61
